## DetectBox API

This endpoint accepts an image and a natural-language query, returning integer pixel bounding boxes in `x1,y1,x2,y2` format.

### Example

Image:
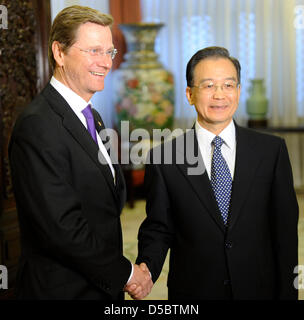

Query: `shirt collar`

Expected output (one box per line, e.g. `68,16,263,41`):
219,120,236,150
50,76,92,113
195,121,215,150
195,120,236,150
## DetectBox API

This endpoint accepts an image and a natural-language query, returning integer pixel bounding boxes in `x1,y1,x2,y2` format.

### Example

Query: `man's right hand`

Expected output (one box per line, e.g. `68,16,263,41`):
124,263,153,300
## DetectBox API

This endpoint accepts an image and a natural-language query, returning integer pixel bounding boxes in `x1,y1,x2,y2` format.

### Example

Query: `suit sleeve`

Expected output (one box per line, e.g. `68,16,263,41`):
9,115,131,297
136,150,174,283
271,139,299,299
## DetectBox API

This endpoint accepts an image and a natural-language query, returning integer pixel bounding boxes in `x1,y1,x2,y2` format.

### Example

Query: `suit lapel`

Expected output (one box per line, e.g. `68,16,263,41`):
61,114,118,199
41,84,117,200
175,124,262,232
228,125,260,229
92,107,126,211
176,129,226,233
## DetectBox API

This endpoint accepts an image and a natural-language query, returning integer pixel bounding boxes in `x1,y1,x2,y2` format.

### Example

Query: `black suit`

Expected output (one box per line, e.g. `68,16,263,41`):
9,83,131,300
136,124,298,300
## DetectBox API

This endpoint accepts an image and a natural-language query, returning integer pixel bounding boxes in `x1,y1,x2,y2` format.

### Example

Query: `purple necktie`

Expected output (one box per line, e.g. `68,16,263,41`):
82,104,98,144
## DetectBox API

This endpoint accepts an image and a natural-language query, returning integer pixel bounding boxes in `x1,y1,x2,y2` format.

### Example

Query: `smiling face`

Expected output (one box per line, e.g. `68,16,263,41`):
186,58,241,135
52,22,113,102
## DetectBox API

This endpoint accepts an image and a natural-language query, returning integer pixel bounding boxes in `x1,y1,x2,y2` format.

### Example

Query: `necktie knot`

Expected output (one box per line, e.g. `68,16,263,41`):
81,104,98,144
212,136,224,149
82,104,94,120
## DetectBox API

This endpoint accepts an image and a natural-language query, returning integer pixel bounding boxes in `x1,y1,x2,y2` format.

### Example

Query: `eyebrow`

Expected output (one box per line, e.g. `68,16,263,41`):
90,45,114,49
198,77,237,84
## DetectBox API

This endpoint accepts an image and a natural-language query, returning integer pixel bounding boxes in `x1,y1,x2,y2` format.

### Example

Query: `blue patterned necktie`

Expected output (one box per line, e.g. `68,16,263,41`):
211,136,232,225
82,104,98,144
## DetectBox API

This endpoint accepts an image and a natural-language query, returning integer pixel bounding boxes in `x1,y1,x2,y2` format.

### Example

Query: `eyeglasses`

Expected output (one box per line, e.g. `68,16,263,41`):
192,80,239,93
72,46,118,60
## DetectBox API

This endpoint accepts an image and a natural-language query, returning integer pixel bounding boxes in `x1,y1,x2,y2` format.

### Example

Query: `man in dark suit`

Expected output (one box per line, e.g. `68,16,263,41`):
9,5,152,300
136,47,299,300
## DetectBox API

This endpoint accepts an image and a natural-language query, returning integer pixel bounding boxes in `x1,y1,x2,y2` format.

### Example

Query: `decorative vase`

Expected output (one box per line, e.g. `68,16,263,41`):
246,79,268,127
113,23,174,136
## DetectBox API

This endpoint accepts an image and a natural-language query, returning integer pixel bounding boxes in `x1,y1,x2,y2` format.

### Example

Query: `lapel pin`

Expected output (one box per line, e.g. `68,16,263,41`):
98,121,102,127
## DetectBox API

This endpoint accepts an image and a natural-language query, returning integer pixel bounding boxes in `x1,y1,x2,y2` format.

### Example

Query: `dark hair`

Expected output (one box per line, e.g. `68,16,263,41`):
186,46,241,87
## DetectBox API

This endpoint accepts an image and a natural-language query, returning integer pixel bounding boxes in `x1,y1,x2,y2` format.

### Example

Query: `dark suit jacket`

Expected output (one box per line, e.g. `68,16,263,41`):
9,83,131,300
136,124,298,300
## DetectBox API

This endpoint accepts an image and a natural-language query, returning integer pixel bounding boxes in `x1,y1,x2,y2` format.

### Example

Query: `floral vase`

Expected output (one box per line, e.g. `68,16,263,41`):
113,23,174,136
246,79,268,127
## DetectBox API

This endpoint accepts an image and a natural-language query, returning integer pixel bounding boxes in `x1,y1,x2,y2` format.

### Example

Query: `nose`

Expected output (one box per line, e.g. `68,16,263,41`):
96,54,112,68
213,85,225,99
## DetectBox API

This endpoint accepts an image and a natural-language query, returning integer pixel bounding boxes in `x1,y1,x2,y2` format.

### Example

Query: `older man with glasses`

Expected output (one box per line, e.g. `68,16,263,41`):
136,46,298,300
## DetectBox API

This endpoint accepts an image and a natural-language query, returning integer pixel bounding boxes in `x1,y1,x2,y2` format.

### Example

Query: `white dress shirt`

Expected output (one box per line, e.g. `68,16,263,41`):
195,120,236,180
50,76,115,181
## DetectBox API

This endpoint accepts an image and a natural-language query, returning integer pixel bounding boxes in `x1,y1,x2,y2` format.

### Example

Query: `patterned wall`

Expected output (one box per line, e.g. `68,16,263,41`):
0,0,38,200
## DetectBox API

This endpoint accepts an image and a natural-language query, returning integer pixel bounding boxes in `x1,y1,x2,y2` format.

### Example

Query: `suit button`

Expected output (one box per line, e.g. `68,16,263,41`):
104,282,111,291
223,280,230,286
225,242,233,249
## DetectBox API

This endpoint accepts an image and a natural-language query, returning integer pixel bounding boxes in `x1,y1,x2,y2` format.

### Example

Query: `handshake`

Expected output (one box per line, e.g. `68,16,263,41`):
124,263,153,300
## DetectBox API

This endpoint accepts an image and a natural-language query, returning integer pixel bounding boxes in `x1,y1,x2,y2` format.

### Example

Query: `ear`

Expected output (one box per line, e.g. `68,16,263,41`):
186,86,194,105
52,41,65,68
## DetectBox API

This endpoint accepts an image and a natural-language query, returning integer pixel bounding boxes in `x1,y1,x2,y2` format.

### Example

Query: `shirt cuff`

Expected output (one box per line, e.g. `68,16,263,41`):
126,262,152,285
126,262,134,284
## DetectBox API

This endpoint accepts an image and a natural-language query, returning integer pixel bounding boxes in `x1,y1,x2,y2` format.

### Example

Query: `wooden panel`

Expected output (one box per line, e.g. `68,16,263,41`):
0,0,38,202
3,232,20,268
1,210,21,268
0,0,51,298
0,101,3,220
32,0,51,92
0,0,50,204
0,232,2,265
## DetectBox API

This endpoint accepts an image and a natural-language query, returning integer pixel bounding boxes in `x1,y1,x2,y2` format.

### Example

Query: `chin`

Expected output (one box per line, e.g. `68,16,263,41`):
208,114,228,121
208,116,230,124
91,84,105,93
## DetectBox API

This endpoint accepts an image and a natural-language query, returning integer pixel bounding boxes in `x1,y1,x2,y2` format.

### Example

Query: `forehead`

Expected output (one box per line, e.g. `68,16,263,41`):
194,58,237,80
74,22,112,45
